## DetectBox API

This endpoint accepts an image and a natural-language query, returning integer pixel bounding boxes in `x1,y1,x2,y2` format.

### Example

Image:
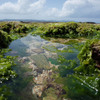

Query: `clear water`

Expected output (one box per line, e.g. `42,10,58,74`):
6,34,100,100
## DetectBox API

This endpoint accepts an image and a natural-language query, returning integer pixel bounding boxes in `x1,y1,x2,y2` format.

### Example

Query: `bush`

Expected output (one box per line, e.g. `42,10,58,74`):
76,23,96,37
74,39,99,75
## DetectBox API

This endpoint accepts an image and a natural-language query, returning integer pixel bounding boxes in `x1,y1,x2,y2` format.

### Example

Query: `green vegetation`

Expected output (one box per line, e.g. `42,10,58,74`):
32,22,100,39
1,21,100,99
34,22,100,99
0,49,17,99
0,22,34,48
35,22,100,74
51,39,100,99
49,40,100,99
74,39,98,75
0,22,35,99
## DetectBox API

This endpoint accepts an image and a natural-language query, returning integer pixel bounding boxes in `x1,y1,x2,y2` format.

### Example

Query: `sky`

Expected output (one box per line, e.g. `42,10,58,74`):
0,0,100,22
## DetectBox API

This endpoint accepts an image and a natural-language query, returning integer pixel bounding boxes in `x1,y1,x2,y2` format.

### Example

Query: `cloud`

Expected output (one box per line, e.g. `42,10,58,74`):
60,0,85,17
45,0,100,19
60,0,100,18
0,0,46,14
0,2,19,14
0,0,100,21
28,0,46,13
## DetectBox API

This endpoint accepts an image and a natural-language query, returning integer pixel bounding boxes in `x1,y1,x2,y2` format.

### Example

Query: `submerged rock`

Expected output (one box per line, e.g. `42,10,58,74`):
44,51,57,59
32,69,66,99
29,42,42,48
26,48,44,54
33,70,53,97
31,54,50,69
18,57,29,63
32,49,44,53
33,70,53,85
49,61,59,69
28,62,37,70
33,85,44,97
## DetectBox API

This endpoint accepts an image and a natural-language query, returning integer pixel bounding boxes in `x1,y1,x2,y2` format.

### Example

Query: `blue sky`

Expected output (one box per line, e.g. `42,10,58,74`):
0,0,100,22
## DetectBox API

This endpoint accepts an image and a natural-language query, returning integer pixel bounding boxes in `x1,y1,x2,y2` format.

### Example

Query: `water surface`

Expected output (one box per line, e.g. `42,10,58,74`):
6,34,99,100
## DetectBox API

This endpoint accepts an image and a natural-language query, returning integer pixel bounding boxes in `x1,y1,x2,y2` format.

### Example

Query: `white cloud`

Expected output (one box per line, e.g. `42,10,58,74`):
60,0,85,17
0,0,46,14
60,0,100,18
45,0,100,19
0,0,100,21
28,0,46,13
0,2,19,13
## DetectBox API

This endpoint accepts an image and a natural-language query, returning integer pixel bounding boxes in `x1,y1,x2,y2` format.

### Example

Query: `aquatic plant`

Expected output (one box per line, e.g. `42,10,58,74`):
0,49,17,99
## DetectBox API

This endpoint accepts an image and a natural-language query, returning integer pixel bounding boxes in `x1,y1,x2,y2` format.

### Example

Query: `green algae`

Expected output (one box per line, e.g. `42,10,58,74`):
1,22,100,100
0,49,17,99
43,87,61,100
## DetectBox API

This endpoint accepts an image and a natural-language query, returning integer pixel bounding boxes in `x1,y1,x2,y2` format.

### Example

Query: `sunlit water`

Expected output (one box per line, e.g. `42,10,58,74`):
6,34,100,100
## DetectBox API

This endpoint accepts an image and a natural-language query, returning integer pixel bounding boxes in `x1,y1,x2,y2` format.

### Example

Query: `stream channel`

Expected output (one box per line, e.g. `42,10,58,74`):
5,34,99,100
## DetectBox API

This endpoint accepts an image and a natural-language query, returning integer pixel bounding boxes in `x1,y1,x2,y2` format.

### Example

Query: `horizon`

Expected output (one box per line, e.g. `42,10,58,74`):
0,18,100,24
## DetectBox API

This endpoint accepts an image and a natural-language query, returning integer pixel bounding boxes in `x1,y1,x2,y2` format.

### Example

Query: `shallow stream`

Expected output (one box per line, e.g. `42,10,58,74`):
6,34,99,100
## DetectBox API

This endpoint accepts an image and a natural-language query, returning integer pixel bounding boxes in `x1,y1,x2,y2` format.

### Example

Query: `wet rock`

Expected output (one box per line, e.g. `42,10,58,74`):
33,71,38,76
44,51,57,59
28,59,36,64
33,70,53,97
32,69,65,98
33,70,53,84
28,62,37,70
44,51,51,58
33,85,44,97
49,61,59,69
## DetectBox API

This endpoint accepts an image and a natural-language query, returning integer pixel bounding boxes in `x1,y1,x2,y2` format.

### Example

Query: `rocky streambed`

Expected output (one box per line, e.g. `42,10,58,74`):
6,34,100,100
6,34,68,100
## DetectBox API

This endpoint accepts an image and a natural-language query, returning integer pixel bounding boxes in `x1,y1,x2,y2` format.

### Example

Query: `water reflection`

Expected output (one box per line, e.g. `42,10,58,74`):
6,34,100,100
